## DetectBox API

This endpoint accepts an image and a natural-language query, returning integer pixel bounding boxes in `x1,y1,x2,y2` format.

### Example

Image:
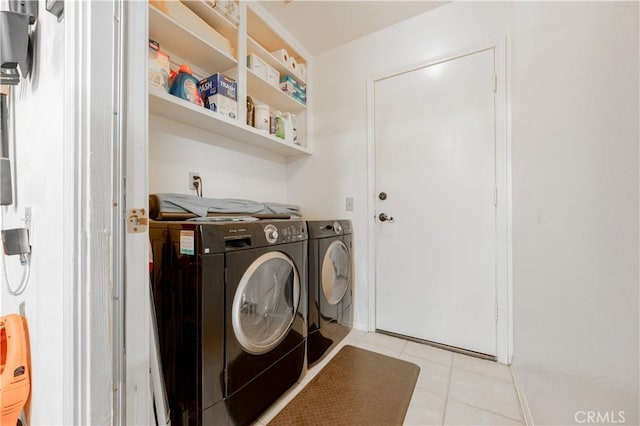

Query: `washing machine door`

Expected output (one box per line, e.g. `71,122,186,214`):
322,240,351,305
232,251,300,355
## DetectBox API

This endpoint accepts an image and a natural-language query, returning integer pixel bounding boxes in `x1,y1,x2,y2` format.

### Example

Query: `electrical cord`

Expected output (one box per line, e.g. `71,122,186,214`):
194,176,203,197
0,88,31,296
2,250,31,296
1,209,32,296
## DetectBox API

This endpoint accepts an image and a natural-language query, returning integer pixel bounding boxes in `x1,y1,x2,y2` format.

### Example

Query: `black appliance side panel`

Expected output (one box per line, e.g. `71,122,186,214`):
338,234,353,327
150,226,198,426
150,224,226,426
201,253,225,410
307,238,320,334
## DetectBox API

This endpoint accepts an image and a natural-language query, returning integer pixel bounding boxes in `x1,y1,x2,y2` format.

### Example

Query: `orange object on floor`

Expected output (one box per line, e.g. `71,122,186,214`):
0,314,31,426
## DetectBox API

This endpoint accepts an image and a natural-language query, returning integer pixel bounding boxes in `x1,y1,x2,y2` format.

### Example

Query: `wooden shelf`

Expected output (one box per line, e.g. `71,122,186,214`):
149,5,237,75
181,0,238,49
149,87,311,157
247,36,306,85
246,69,306,113
246,6,305,63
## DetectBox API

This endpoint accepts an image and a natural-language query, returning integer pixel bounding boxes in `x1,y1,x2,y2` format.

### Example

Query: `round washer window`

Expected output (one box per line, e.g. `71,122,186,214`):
232,251,300,354
321,240,351,305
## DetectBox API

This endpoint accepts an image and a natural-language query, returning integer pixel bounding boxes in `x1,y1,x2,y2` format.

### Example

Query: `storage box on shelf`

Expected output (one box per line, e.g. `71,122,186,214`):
200,73,238,119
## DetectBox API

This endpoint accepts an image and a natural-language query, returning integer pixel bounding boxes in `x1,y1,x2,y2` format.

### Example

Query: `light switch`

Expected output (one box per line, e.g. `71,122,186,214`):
345,197,354,211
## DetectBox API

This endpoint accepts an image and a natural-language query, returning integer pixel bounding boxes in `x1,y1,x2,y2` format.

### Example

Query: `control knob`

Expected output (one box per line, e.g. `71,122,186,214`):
264,224,278,244
333,221,342,234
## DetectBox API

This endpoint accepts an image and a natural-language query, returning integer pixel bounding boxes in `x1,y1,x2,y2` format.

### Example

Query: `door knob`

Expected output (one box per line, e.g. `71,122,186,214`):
379,213,394,223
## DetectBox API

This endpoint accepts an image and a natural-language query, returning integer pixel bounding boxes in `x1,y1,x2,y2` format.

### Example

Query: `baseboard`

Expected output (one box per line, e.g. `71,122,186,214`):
511,363,534,425
352,321,369,331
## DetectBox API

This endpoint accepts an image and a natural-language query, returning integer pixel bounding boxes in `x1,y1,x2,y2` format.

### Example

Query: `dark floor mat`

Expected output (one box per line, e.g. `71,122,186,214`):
268,345,420,426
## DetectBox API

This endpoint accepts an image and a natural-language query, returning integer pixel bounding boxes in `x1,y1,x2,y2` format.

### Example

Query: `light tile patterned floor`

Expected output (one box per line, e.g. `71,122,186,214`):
254,331,524,426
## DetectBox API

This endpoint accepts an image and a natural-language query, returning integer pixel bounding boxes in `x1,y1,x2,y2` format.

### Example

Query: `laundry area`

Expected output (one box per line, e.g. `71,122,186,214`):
0,1,638,425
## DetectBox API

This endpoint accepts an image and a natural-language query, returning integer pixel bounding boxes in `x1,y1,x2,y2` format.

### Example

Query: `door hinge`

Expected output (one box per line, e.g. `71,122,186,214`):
493,74,497,92
126,208,148,233
495,302,499,321
493,188,498,206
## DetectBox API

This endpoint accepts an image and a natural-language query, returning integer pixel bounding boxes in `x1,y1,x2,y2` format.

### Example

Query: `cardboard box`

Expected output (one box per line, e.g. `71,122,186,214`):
204,0,239,25
199,73,238,120
247,54,268,80
291,91,306,106
279,75,298,93
151,0,232,56
266,64,280,88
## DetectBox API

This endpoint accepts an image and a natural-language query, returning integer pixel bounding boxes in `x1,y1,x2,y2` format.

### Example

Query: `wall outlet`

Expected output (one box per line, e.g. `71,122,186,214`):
189,172,200,190
345,197,354,211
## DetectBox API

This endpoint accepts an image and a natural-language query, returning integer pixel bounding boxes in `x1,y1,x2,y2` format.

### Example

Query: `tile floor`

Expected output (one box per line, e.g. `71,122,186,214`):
255,330,524,425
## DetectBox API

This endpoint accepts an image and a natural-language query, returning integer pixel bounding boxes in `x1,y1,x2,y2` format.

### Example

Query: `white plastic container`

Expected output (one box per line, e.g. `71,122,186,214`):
254,104,269,131
281,112,294,144
291,114,299,145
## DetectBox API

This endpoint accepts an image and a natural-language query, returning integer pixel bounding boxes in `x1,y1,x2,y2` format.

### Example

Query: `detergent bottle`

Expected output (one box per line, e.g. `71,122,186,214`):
170,64,203,107
281,112,293,143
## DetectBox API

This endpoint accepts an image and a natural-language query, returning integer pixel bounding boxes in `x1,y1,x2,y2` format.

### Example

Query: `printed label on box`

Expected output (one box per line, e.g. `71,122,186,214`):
199,73,237,101
180,230,195,255
206,94,238,119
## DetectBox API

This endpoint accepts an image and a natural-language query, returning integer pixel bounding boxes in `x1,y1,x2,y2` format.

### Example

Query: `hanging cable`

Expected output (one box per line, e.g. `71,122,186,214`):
0,89,32,296
194,176,203,197
1,208,32,296
2,249,31,296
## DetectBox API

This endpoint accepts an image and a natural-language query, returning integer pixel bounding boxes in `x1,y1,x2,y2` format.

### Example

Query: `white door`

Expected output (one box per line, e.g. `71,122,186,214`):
374,48,497,356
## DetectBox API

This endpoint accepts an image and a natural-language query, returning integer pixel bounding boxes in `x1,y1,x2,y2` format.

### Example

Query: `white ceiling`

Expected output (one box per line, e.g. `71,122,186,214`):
258,0,448,55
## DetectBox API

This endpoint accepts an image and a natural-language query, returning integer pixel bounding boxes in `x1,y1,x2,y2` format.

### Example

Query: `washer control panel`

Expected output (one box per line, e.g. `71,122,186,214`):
281,223,307,243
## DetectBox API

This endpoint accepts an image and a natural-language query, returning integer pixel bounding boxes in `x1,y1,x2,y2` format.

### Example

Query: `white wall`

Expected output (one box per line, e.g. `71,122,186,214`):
510,2,639,424
149,115,289,202
288,0,512,330
0,3,66,424
288,1,639,424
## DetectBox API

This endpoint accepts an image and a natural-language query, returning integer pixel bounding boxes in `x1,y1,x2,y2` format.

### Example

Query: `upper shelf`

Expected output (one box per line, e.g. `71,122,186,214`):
181,0,238,49
247,7,306,64
247,36,306,85
149,86,311,158
149,5,237,75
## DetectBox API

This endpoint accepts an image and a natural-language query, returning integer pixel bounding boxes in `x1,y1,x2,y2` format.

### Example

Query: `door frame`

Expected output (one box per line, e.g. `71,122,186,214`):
63,1,151,423
365,38,512,363
64,1,122,423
